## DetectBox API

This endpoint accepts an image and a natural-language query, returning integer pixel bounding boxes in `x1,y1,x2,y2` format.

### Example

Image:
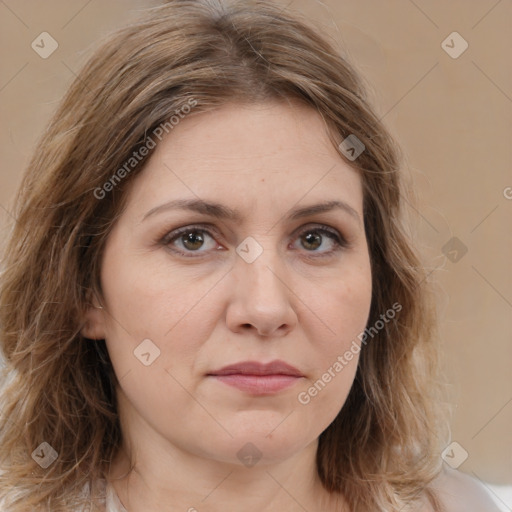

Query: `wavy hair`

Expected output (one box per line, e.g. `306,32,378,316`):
0,0,447,510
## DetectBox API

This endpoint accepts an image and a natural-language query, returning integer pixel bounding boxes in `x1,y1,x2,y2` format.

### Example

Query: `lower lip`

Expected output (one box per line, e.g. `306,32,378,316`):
210,374,302,394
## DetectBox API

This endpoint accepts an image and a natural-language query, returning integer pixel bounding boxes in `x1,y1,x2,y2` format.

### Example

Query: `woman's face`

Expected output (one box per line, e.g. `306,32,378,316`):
85,101,372,467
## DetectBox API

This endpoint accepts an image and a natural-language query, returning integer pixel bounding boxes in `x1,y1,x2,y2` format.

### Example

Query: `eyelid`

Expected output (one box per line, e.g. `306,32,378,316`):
159,222,222,245
300,223,349,246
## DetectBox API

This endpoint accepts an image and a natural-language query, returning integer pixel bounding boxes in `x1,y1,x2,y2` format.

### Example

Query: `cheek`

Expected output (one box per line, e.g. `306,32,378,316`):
98,251,218,431
292,255,371,416
100,245,209,337
302,255,373,353
99,245,226,387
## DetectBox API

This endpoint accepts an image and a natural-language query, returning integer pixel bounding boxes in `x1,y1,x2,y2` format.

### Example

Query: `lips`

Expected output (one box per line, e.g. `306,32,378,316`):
207,360,304,395
209,360,303,377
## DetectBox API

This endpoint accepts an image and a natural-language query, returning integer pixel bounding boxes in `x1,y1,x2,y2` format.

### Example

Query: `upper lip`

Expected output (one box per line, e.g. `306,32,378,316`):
208,360,303,377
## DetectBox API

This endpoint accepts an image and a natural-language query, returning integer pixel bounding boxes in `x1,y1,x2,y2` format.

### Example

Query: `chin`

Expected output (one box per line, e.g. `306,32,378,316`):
208,429,313,468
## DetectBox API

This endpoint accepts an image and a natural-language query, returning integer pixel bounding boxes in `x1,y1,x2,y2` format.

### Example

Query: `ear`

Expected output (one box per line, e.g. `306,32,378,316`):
81,292,107,340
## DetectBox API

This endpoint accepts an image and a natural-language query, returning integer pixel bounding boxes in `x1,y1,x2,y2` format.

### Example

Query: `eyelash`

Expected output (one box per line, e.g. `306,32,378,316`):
159,223,349,259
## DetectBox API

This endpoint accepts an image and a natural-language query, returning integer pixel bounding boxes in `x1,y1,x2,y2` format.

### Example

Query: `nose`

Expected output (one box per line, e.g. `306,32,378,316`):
225,243,298,338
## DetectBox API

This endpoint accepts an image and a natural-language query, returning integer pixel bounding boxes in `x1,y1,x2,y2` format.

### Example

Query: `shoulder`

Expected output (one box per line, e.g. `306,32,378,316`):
429,466,502,512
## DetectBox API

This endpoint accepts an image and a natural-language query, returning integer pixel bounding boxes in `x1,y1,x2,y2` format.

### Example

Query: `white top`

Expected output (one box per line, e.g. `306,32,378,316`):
104,481,128,512
85,469,503,511
81,479,126,512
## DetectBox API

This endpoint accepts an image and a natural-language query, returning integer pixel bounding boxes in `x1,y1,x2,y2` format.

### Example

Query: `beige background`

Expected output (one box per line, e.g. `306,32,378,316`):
1,0,510,491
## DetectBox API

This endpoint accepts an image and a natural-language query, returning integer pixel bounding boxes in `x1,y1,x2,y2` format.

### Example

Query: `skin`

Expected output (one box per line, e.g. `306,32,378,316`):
82,100,374,511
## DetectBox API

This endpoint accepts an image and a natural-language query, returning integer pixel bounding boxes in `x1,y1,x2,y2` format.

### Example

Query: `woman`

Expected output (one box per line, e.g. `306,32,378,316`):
0,0,500,510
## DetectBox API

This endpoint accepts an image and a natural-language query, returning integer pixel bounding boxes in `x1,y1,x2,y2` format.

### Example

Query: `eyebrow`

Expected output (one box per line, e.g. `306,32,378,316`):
142,198,361,225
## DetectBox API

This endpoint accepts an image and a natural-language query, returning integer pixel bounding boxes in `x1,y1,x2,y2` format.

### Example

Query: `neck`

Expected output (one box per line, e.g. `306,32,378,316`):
108,443,346,512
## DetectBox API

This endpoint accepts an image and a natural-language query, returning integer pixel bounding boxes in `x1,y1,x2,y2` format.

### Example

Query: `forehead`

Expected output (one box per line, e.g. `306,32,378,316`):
124,101,363,218
154,100,346,167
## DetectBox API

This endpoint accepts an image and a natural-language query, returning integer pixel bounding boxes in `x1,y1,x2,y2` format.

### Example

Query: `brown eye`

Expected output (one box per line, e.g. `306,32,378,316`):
301,231,322,251
161,223,347,259
294,226,347,257
180,231,206,251
163,226,219,257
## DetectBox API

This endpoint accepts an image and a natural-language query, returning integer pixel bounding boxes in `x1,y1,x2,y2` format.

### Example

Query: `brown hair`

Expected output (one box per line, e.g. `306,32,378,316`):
0,0,447,510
